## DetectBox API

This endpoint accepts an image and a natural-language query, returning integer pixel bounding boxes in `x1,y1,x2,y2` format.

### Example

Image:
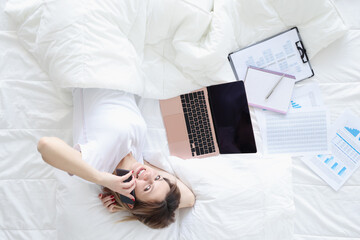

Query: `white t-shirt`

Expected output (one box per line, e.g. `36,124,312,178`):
71,88,147,177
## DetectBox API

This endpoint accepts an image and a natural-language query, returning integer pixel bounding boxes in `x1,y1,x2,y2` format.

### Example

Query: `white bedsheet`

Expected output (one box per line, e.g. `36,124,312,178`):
1,0,359,240
292,28,360,240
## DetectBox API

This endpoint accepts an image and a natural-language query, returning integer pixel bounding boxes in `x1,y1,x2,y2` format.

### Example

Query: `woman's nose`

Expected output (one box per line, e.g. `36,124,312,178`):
142,171,152,182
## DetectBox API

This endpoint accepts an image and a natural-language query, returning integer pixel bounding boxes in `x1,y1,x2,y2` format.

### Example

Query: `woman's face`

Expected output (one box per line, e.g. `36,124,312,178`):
130,162,170,203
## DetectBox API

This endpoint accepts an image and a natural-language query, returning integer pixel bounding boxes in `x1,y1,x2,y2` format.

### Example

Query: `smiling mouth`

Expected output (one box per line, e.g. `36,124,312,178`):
136,168,146,178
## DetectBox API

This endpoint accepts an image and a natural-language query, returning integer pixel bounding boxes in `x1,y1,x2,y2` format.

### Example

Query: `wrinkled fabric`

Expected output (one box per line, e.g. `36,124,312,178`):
5,0,347,99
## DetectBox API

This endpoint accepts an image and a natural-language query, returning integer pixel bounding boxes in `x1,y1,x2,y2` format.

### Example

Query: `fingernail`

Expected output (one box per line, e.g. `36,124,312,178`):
99,194,102,197
132,170,134,173
110,195,114,198
112,199,115,202
132,198,135,202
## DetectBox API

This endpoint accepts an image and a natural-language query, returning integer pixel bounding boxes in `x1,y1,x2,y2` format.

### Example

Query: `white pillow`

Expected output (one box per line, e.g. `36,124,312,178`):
54,169,180,240
168,155,295,240
268,0,348,58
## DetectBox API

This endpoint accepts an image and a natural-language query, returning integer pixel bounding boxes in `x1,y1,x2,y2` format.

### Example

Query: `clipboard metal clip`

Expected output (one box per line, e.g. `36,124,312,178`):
295,40,309,64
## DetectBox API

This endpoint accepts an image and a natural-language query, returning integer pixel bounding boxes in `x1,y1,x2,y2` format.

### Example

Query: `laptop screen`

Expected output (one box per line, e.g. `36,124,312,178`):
207,81,257,154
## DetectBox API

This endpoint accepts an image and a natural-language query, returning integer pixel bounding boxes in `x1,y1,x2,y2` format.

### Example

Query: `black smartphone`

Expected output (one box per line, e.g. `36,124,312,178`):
115,169,136,206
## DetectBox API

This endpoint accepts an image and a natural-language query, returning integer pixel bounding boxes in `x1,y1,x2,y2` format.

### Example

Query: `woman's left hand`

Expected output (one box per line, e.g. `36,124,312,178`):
99,193,120,213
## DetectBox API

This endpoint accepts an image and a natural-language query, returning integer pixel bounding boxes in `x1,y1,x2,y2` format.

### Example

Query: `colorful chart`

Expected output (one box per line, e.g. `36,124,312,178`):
338,167,346,176
317,154,333,164
324,156,334,164
317,154,347,178
291,100,302,109
345,127,360,138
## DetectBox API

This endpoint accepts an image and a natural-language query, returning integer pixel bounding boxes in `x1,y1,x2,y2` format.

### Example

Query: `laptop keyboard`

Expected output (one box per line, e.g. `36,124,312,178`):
180,91,216,156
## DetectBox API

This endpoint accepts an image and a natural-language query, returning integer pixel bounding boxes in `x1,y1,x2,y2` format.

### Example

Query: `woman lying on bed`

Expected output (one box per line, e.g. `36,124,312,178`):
37,88,195,229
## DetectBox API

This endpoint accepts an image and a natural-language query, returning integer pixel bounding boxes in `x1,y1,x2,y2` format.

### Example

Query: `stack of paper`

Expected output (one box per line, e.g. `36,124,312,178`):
255,82,330,156
256,82,360,190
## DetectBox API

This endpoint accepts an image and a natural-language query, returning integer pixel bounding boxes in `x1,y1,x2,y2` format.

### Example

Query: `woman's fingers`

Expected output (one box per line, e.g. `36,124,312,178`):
124,193,135,202
99,194,115,207
123,181,136,199
114,185,135,201
98,171,136,204
98,193,105,199
102,195,113,203
120,170,134,181
123,187,136,201
108,204,117,213
103,197,116,208
98,193,119,212
121,178,136,189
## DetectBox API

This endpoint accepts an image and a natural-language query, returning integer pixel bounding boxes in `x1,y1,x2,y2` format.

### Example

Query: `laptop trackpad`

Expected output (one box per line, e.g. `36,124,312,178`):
163,113,188,142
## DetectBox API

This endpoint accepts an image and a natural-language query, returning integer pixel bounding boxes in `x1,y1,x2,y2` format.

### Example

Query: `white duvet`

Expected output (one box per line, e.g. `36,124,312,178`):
6,0,346,99
2,0,357,240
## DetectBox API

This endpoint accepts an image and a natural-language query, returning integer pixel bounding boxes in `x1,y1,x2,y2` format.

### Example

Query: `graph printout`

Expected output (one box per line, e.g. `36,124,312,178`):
302,110,360,191
262,108,330,155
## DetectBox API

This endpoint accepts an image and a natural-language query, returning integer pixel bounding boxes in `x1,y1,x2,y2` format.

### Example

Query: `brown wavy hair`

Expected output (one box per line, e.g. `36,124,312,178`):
103,178,181,229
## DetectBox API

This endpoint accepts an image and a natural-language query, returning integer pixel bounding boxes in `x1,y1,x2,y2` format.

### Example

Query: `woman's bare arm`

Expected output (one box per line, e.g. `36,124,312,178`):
144,161,195,208
37,137,103,183
37,137,136,199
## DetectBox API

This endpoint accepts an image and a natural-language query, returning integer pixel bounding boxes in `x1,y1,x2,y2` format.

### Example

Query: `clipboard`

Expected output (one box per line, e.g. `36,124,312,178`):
228,27,314,82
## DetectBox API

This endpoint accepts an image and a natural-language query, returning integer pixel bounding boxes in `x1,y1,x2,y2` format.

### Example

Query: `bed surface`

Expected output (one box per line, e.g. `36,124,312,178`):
1,0,359,239
292,30,360,239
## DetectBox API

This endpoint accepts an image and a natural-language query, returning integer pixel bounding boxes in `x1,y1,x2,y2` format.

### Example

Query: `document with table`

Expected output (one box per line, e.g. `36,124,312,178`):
255,83,330,155
260,108,330,155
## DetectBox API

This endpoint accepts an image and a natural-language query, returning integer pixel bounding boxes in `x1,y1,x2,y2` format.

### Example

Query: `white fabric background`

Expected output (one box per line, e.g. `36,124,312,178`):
4,0,348,98
0,0,359,240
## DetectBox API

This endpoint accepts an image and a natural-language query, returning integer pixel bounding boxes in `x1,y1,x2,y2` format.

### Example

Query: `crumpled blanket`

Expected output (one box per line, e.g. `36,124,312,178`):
5,0,347,99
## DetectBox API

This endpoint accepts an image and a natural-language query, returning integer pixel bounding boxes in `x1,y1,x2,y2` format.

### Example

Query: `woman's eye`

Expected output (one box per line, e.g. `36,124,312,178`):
155,175,161,181
144,185,151,191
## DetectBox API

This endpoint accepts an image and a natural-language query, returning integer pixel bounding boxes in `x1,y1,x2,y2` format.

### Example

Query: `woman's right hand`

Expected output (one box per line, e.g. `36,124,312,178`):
99,171,136,201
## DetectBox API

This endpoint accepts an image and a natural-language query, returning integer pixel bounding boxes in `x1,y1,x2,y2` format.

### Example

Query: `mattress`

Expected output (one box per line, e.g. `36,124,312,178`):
0,0,359,239
292,22,360,240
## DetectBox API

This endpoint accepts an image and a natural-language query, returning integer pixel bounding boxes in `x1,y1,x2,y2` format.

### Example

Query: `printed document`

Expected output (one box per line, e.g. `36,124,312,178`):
255,83,328,155
289,83,323,109
302,110,360,191
262,108,330,155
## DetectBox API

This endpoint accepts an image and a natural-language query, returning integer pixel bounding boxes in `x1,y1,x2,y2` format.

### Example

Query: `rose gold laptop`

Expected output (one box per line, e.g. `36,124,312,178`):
159,81,257,159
